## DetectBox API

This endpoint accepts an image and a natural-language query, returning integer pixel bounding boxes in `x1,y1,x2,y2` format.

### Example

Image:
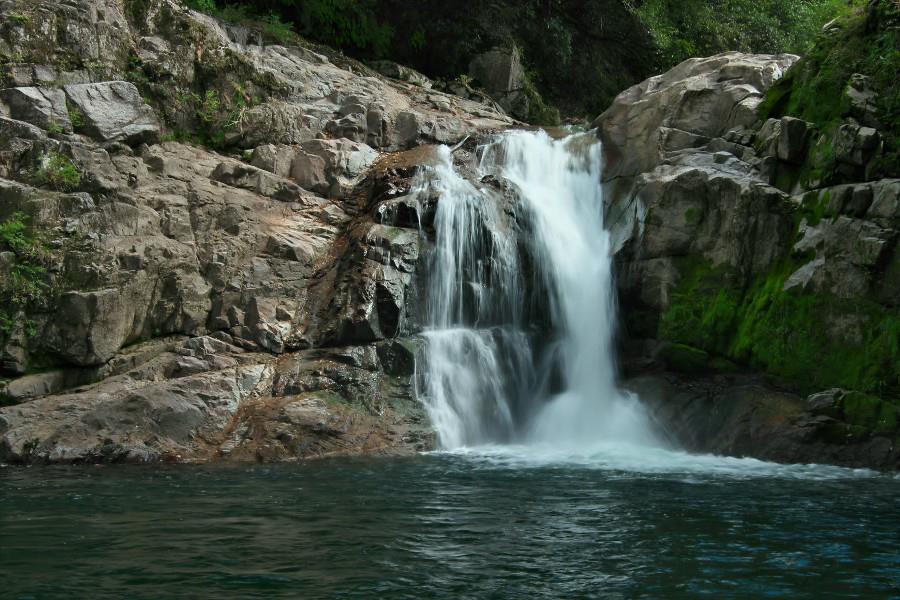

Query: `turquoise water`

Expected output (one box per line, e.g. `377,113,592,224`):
2,450,899,599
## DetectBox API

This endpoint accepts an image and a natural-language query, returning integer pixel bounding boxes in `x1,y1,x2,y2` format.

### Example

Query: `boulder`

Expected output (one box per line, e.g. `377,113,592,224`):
290,138,378,197
788,215,895,298
594,52,798,181
867,179,900,223
828,121,881,169
369,60,432,89
0,87,71,132
469,46,525,96
776,116,811,164
233,101,314,149
63,81,160,145
844,73,879,128
211,161,306,202
250,143,295,178
54,289,137,366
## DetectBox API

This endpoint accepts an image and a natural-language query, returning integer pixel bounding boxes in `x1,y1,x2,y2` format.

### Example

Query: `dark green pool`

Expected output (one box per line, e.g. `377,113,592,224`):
2,447,899,599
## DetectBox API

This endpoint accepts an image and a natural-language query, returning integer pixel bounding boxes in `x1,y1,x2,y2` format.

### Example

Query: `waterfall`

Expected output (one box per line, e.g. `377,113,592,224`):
415,130,659,451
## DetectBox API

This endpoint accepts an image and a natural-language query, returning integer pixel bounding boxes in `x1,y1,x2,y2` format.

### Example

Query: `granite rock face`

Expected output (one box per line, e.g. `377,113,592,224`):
63,81,161,145
0,0,515,464
598,52,900,470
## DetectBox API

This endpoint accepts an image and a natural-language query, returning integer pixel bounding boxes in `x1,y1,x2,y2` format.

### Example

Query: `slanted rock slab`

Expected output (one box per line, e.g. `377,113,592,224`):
64,81,160,145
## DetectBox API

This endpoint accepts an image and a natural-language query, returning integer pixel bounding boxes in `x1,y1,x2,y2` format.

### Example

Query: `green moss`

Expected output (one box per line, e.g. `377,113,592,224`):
839,392,899,435
658,258,742,357
7,11,31,25
684,207,702,226
660,255,900,399
522,75,560,126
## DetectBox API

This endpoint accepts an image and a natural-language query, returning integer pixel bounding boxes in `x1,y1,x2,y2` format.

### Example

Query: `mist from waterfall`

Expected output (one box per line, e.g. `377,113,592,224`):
414,129,660,451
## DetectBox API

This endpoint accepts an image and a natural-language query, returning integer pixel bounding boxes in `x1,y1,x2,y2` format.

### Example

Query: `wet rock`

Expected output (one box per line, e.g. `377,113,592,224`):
629,374,900,470
374,194,421,228
0,0,513,464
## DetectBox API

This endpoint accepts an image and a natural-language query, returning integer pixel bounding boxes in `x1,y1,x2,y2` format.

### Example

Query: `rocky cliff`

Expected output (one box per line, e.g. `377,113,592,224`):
597,10,900,470
2,0,897,470
0,0,514,463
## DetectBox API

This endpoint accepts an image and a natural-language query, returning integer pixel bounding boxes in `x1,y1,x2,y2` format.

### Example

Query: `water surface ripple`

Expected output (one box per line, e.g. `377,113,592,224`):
2,453,899,599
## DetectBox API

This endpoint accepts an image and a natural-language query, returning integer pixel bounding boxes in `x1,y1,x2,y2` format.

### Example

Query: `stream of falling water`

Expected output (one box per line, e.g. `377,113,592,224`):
415,129,660,451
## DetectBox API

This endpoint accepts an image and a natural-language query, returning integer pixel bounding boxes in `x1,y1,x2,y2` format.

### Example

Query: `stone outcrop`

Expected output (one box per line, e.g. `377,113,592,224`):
595,52,798,197
465,45,550,123
64,81,161,145
598,52,900,470
0,0,514,464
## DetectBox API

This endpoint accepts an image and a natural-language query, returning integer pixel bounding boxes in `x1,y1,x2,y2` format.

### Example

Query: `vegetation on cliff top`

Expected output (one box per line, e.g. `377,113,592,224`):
631,0,853,67
651,1,900,414
180,0,851,119
759,0,900,178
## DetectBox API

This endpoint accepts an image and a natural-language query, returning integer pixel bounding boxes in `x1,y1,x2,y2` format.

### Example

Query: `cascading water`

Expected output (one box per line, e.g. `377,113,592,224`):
415,129,660,451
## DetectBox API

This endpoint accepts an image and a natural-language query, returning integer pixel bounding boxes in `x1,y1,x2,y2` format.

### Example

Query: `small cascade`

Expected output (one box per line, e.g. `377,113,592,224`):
415,130,659,451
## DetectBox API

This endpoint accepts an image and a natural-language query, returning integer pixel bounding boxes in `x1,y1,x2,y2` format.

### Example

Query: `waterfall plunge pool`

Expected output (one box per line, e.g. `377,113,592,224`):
5,131,898,598
2,457,898,598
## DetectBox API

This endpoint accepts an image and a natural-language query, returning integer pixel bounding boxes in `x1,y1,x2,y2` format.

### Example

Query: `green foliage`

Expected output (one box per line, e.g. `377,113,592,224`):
296,0,393,56
177,86,254,149
68,105,84,130
630,0,853,69
522,75,561,126
214,4,298,44
838,392,899,435
408,28,426,51
34,153,81,192
759,0,900,177
196,89,221,124
184,0,217,11
7,11,31,25
0,213,49,337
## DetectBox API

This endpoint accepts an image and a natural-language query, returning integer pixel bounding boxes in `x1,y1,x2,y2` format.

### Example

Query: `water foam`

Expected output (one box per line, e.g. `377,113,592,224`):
413,130,874,479
416,130,658,450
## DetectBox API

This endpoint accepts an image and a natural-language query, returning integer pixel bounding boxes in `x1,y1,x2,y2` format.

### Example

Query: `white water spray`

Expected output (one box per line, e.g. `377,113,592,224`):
415,130,659,450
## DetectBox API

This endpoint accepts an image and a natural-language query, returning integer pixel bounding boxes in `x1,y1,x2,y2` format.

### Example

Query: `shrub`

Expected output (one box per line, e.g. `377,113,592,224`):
759,0,900,178
0,212,49,337
629,0,854,69
34,153,81,192
68,105,84,130
184,0,216,12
